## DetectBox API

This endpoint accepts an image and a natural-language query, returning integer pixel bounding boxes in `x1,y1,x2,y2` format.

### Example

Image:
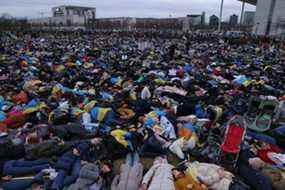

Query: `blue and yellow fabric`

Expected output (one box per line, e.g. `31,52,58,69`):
233,75,251,87
90,107,112,122
110,76,123,86
23,102,48,115
111,129,129,147
111,129,134,151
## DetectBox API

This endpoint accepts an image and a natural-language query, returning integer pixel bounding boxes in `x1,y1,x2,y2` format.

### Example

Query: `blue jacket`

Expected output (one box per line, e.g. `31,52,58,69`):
55,151,79,172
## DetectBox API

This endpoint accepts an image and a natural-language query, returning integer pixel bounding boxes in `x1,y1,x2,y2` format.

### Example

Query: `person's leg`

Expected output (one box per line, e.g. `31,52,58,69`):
126,153,133,166
51,170,66,190
13,159,49,167
2,179,34,190
238,163,272,190
169,139,185,160
3,160,49,177
63,159,81,187
133,152,140,165
2,171,45,190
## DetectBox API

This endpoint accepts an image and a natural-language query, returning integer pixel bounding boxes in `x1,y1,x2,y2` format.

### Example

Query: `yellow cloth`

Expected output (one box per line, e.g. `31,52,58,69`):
55,65,65,72
129,92,137,101
84,101,97,112
52,85,62,95
23,102,48,114
147,111,158,118
110,129,128,147
186,162,199,182
175,175,206,190
155,79,166,85
97,108,111,122
243,80,251,87
117,108,135,119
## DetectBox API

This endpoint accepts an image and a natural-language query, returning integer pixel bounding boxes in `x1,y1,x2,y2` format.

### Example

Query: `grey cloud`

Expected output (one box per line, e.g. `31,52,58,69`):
0,0,255,21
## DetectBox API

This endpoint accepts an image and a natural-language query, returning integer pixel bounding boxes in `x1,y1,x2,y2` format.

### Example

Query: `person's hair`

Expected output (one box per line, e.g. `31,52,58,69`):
27,134,40,144
101,160,113,172
172,167,185,173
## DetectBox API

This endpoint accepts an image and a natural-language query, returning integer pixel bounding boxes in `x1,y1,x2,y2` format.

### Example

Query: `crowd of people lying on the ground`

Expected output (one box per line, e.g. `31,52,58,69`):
0,30,284,190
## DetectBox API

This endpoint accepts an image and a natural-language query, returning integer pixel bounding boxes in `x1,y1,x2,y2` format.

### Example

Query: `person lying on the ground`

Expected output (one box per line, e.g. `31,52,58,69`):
111,153,143,190
140,156,175,190
184,161,250,190
51,142,90,189
68,160,113,190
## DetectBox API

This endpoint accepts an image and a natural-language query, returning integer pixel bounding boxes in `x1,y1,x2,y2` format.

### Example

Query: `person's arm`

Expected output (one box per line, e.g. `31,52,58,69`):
111,175,120,190
82,112,99,127
137,163,144,183
80,164,100,180
197,165,221,186
141,165,158,187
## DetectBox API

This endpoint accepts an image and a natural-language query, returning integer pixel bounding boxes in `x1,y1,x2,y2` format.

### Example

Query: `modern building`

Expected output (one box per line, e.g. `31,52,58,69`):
229,14,239,26
90,17,183,31
254,0,285,35
243,11,255,26
186,12,206,26
52,5,96,26
29,5,96,26
238,0,285,36
209,15,219,27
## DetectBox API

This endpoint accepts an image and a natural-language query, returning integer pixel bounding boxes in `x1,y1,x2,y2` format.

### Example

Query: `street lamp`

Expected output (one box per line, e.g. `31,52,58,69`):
240,1,245,25
218,0,224,33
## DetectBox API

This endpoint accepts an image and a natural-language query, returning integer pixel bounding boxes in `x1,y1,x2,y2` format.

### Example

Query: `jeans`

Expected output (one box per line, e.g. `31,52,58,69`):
3,171,44,190
3,159,50,177
238,150,272,190
126,152,139,167
51,159,81,190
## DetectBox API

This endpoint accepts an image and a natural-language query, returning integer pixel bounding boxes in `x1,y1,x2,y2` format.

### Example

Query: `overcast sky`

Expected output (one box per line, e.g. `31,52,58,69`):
0,0,255,21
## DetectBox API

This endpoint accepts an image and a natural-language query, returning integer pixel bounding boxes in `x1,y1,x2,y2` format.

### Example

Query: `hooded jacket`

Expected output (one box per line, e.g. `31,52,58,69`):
111,161,143,190
142,157,175,190
68,163,101,190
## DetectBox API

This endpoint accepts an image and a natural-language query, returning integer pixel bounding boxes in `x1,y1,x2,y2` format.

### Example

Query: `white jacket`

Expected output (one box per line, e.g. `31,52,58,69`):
186,162,233,190
142,159,175,190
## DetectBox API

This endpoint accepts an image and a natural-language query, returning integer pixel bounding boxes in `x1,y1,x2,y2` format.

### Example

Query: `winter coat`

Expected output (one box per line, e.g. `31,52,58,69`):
68,163,101,190
4,111,27,129
142,159,175,190
25,139,62,160
55,151,80,172
186,162,233,190
111,162,143,190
